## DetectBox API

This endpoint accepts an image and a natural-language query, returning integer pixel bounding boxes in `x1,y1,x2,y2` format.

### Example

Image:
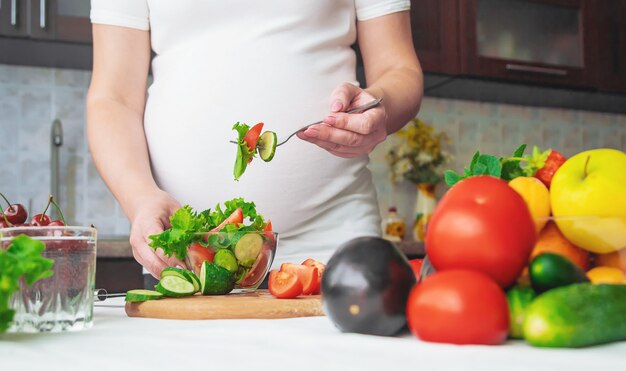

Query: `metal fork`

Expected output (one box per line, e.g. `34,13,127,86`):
230,97,383,148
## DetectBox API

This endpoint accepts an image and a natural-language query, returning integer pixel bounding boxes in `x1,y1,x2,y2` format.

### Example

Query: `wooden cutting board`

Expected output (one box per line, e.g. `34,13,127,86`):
125,290,324,320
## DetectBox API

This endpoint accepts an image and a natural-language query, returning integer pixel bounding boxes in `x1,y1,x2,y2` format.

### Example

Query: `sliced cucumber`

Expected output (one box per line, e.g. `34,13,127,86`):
155,275,196,297
257,131,277,162
189,271,201,293
161,267,199,293
234,233,263,264
214,249,239,274
200,261,235,295
125,289,163,303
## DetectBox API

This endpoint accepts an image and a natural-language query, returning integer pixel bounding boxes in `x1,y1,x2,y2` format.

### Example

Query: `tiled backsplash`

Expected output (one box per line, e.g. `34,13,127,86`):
1,64,625,237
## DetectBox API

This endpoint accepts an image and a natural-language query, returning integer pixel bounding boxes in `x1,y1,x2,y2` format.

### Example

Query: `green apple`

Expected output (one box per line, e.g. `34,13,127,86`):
550,148,626,254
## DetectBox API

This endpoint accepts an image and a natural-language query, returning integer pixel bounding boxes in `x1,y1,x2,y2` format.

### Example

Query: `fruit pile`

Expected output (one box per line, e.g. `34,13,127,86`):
321,146,626,348
267,259,325,299
0,193,67,228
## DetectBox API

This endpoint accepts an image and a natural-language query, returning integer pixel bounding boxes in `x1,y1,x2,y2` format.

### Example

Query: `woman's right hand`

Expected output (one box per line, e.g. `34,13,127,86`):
128,190,185,278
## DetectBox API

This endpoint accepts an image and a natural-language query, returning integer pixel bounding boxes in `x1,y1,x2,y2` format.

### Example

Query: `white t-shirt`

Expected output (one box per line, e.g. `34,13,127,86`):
91,0,410,269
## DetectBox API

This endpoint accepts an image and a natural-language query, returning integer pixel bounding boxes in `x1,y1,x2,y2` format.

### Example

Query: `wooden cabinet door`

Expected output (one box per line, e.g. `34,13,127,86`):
411,0,461,74
0,0,28,36
589,0,626,93
460,0,590,87
29,0,91,43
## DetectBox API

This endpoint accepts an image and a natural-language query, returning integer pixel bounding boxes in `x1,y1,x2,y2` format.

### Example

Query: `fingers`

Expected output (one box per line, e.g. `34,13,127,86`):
329,83,362,113
131,238,167,278
302,123,386,149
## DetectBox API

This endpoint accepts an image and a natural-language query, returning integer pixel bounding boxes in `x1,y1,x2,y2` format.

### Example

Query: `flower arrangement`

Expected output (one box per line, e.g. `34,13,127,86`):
386,118,452,185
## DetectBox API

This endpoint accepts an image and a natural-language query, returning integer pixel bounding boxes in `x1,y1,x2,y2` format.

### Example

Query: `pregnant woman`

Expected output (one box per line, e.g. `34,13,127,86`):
87,0,423,279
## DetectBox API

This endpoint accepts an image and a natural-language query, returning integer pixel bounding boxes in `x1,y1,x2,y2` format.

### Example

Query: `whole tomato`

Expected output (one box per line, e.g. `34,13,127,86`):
426,176,536,288
406,270,509,345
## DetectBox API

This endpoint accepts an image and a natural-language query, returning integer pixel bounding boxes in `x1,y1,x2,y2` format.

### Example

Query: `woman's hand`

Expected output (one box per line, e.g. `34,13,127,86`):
128,190,185,278
297,83,387,158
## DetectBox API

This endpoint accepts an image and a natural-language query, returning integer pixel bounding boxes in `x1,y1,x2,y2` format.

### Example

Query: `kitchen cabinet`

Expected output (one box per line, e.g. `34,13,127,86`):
590,0,626,93
411,0,461,74
28,0,91,43
0,0,28,36
460,0,591,87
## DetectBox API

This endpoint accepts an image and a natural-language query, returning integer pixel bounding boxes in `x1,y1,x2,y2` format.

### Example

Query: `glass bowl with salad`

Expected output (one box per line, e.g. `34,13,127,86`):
149,198,277,294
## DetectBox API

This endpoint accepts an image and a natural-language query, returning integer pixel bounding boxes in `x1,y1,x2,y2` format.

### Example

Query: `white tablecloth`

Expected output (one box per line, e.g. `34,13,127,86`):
1,297,625,371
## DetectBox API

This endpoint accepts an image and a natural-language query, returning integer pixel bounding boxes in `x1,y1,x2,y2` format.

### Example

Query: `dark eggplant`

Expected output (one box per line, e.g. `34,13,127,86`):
321,237,416,336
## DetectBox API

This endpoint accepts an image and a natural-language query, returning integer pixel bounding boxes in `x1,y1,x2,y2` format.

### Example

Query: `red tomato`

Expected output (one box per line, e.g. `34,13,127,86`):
534,150,566,188
426,176,536,288
408,259,423,280
210,208,244,232
239,242,272,288
280,263,319,295
268,270,303,299
263,220,275,243
243,122,264,152
406,270,509,345
302,258,325,294
187,243,215,274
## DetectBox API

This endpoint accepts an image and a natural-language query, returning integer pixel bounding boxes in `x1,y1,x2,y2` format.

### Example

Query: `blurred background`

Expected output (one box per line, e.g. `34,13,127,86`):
1,0,625,289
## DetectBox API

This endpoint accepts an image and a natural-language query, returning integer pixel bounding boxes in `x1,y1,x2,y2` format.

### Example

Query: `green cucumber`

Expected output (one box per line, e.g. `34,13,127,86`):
214,249,238,274
234,233,263,264
529,253,589,293
200,261,235,295
523,283,626,348
506,285,537,339
189,271,201,293
161,267,199,293
125,289,163,303
257,131,277,162
155,275,196,297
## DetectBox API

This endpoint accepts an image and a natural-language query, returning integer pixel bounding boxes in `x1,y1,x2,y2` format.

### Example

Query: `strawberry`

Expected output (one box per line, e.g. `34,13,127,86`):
534,150,567,188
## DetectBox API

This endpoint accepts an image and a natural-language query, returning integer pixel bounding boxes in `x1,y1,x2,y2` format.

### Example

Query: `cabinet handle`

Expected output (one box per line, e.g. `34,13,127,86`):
39,0,46,29
10,0,18,26
505,64,568,77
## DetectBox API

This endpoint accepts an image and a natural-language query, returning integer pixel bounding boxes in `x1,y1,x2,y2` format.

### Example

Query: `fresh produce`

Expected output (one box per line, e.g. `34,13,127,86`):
149,198,273,289
586,266,626,284
406,270,509,345
426,176,536,288
321,237,416,336
302,258,325,294
200,261,235,295
0,192,27,225
232,122,278,180
534,149,566,188
268,270,302,299
125,289,163,303
523,283,626,348
280,263,319,295
529,222,590,271
0,235,55,333
506,285,537,339
550,149,626,253
0,194,65,228
508,176,551,233
529,253,589,293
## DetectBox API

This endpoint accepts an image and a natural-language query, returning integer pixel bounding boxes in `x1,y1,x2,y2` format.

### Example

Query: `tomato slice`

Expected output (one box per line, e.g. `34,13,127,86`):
243,122,264,152
268,270,303,299
187,243,215,274
280,263,319,295
263,220,275,243
210,208,244,232
302,258,325,294
239,242,272,288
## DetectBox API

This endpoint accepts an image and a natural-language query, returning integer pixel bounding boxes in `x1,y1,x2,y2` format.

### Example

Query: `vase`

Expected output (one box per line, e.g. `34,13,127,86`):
413,183,437,242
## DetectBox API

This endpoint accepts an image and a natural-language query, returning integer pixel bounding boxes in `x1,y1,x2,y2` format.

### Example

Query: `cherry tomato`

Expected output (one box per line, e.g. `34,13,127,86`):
268,270,303,299
406,270,509,345
243,122,264,153
302,258,325,294
408,259,423,280
534,150,566,188
426,176,536,288
280,263,319,295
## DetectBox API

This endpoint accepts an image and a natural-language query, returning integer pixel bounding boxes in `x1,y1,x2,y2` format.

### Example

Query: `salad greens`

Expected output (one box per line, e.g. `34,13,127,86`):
233,122,256,181
444,144,552,187
148,197,266,261
0,235,54,333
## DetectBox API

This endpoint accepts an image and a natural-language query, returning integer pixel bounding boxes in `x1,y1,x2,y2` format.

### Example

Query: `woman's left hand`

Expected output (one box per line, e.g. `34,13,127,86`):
297,83,387,158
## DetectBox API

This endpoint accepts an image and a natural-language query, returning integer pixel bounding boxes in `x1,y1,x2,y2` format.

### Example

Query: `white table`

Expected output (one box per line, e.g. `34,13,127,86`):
1,298,625,371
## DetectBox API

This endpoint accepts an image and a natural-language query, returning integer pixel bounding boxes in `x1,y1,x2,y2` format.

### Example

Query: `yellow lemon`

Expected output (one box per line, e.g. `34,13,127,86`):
509,176,551,234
